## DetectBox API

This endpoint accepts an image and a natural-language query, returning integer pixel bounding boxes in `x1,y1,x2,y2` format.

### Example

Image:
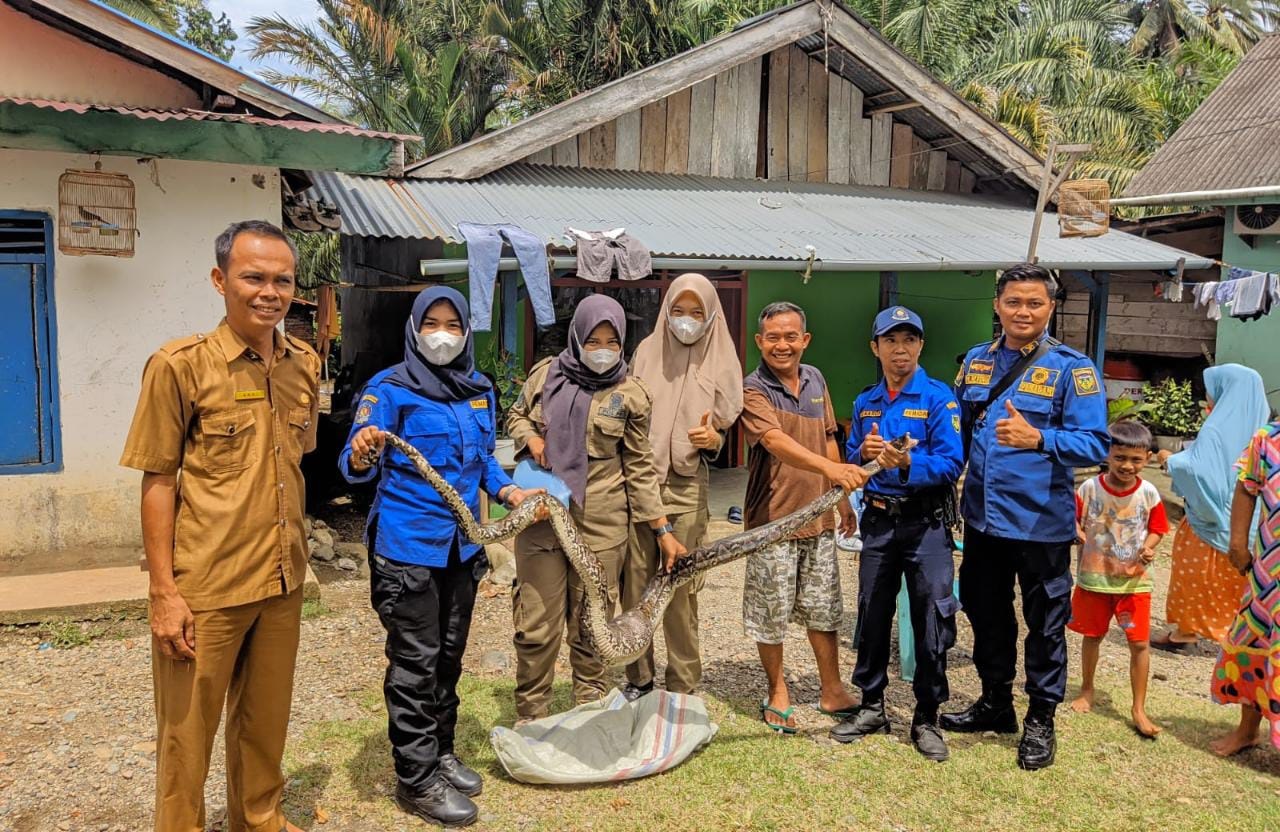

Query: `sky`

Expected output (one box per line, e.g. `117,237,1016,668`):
206,0,322,91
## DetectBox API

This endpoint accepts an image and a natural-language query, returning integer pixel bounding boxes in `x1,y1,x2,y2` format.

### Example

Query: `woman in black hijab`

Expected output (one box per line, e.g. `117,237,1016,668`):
340,286,540,826
506,294,687,722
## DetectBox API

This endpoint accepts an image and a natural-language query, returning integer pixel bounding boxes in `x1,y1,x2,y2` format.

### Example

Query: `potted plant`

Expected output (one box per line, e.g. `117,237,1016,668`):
479,342,525,469
1137,378,1204,452
1107,396,1153,425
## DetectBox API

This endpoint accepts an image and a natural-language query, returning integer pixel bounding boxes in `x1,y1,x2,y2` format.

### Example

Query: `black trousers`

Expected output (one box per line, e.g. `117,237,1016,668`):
370,545,487,793
958,527,1073,706
853,509,959,708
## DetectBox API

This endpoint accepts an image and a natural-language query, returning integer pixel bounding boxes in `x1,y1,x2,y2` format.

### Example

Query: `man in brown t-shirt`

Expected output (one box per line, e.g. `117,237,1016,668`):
740,301,869,734
120,220,318,832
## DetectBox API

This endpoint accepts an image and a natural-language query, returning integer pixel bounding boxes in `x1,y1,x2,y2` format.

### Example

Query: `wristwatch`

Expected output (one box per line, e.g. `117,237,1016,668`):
652,522,676,538
1035,434,1046,453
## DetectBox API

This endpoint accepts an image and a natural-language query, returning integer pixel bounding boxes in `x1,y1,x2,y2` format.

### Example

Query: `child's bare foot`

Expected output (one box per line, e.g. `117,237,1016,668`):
1209,726,1260,757
1131,708,1161,738
1070,691,1094,713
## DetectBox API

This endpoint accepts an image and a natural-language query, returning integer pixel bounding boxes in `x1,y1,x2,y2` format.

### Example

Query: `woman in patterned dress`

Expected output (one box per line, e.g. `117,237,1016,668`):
1155,365,1270,648
1209,420,1280,756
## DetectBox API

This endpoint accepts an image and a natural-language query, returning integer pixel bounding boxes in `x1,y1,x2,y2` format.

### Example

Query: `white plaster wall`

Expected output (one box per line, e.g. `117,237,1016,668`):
0,149,281,562
0,4,201,110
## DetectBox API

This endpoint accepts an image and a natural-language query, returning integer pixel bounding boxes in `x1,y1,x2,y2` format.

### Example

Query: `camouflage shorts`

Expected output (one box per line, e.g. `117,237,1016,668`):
742,532,843,644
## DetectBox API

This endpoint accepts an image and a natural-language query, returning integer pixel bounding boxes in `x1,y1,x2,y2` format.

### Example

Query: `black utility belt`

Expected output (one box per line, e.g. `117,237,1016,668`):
864,490,948,519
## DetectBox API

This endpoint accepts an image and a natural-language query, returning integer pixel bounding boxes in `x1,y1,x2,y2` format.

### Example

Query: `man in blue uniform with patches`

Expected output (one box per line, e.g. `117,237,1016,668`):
941,263,1109,771
831,306,964,761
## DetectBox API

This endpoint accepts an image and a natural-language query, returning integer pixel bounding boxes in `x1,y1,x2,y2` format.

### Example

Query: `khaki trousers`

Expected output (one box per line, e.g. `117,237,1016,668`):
623,507,708,693
152,588,302,832
512,534,625,719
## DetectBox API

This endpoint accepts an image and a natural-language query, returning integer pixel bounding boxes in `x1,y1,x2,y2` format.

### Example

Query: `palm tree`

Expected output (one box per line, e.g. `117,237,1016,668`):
249,0,509,157
103,0,180,31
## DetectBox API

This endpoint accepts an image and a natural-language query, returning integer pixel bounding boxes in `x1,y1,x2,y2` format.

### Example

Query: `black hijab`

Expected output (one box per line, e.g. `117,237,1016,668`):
542,294,628,506
384,286,491,402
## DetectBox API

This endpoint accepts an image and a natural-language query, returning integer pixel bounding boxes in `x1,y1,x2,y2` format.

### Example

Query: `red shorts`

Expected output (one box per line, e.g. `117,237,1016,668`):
1068,587,1151,642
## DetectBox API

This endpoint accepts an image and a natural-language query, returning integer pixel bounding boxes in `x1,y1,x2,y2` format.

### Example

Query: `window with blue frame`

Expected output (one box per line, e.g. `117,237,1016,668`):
0,211,61,473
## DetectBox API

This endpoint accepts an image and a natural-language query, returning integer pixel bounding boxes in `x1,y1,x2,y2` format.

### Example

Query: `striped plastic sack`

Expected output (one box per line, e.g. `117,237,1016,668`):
489,688,718,784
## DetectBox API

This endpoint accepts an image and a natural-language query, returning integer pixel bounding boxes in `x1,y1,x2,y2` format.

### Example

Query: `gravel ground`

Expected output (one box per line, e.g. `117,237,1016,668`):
0,506,1249,831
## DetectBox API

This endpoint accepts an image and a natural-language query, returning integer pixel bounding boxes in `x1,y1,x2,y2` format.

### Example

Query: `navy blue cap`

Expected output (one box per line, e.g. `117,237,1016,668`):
872,306,924,337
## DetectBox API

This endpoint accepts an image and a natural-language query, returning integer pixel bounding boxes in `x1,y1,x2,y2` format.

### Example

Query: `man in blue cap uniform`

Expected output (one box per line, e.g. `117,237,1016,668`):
941,263,1109,771
831,306,964,761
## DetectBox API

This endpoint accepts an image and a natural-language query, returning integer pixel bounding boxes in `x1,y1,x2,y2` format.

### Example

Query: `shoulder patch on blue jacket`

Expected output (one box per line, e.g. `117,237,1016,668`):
1072,366,1101,396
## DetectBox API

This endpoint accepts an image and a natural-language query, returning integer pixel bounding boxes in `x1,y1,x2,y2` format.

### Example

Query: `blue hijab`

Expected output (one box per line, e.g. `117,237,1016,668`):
384,286,491,402
1166,364,1270,551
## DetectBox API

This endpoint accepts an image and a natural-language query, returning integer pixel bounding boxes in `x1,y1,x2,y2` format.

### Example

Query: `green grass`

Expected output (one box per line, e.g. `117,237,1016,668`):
283,673,1280,831
301,598,331,620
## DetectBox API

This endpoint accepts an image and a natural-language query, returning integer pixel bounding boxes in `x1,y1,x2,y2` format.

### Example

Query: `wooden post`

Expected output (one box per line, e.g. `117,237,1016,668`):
1027,142,1091,262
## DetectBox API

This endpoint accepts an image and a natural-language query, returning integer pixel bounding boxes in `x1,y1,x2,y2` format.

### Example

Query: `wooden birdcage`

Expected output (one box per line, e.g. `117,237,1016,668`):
1057,178,1110,238
58,169,137,257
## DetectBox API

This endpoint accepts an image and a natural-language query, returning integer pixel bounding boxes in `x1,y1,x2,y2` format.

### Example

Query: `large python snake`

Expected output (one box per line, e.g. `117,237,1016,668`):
381,432,912,666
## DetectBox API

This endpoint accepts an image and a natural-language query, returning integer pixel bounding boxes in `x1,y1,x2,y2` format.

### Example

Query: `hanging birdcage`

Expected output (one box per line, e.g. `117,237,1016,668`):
1057,179,1110,238
58,169,137,257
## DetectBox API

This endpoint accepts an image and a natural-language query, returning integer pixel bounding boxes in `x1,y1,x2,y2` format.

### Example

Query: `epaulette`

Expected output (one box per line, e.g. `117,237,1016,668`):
284,333,318,356
157,333,207,355
628,375,653,402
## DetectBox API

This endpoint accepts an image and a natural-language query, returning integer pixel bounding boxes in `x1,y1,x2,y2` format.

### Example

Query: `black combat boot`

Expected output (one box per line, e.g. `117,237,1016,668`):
622,681,654,702
939,684,1018,734
910,704,949,762
830,699,890,743
395,776,479,828
438,753,483,797
1017,701,1057,771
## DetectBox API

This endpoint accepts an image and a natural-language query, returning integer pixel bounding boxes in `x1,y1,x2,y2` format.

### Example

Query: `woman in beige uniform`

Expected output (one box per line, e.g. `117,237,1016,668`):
622,274,743,699
507,294,687,721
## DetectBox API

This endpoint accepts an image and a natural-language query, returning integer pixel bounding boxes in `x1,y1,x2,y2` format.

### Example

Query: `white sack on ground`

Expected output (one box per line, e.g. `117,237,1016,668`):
490,688,718,785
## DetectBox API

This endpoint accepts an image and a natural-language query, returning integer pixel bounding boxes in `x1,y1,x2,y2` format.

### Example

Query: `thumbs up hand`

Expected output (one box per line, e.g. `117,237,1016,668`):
996,399,1042,449
860,421,887,461
687,409,720,450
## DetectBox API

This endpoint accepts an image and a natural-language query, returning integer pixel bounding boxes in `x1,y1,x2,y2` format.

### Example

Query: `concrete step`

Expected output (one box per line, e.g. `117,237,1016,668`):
0,563,321,625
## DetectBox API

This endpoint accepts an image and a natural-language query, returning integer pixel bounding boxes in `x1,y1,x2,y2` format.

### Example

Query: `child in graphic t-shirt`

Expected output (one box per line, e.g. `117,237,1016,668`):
1068,420,1170,738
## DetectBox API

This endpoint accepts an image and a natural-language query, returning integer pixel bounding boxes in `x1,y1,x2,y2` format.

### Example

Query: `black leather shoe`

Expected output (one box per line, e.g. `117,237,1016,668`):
622,681,654,702
395,778,478,828
939,697,1018,734
910,718,950,762
1017,713,1057,771
830,700,890,743
438,753,483,797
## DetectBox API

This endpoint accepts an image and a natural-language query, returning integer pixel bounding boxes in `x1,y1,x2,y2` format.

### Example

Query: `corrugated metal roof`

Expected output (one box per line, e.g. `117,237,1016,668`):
0,98,416,140
10,0,339,125
1125,35,1280,197
310,165,1211,271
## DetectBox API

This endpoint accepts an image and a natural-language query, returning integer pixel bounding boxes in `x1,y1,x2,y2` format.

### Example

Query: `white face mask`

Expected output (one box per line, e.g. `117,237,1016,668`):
668,311,714,345
582,347,621,374
416,329,466,366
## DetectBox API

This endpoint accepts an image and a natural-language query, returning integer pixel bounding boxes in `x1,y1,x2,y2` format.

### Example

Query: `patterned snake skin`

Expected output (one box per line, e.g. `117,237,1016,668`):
380,432,911,666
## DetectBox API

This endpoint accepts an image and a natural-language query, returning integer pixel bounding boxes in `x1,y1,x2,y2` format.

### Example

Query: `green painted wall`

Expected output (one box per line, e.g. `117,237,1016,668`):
1216,213,1280,411
744,270,995,420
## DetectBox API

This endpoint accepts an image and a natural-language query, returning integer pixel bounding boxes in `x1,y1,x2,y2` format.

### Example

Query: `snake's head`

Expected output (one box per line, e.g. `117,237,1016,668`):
887,433,919,452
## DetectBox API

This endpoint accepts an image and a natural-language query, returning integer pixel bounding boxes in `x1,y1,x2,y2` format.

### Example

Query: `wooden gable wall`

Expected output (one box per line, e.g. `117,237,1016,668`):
520,45,978,195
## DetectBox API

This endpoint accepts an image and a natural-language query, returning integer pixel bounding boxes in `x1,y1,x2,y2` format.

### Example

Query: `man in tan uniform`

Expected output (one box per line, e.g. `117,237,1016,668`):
120,220,319,832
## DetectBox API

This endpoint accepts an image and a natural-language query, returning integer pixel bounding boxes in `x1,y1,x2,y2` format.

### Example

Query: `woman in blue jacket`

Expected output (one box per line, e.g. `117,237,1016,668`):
340,286,539,827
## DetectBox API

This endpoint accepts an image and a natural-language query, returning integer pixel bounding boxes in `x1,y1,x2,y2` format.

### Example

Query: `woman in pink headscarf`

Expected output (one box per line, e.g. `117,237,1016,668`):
621,274,744,700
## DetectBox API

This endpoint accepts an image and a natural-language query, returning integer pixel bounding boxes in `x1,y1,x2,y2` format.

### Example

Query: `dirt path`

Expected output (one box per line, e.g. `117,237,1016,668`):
2,505,1242,832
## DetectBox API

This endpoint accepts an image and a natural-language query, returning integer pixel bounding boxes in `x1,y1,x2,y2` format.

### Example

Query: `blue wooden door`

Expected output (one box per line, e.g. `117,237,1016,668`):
0,211,59,472
0,263,43,465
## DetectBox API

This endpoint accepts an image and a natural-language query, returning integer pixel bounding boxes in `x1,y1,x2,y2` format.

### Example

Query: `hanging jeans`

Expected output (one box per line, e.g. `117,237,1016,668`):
457,222,556,332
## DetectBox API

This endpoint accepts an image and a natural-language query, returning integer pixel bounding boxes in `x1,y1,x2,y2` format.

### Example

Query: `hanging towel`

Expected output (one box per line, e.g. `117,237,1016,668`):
569,227,653,282
1229,269,1273,320
457,222,556,331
